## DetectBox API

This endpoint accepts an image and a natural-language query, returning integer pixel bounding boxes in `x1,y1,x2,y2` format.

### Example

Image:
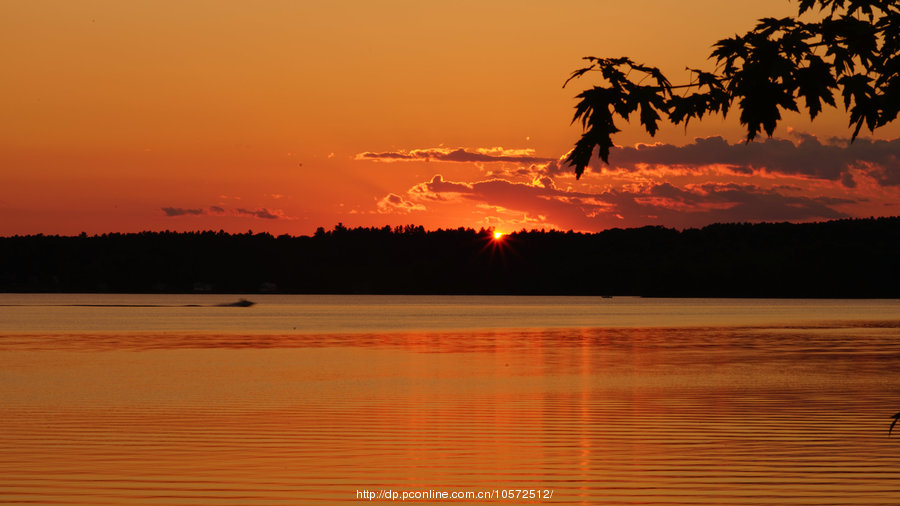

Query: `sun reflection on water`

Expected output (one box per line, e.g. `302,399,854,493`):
2,302,900,504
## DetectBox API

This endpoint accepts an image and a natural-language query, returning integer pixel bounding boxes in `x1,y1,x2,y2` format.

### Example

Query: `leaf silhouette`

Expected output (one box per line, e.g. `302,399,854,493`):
564,0,898,174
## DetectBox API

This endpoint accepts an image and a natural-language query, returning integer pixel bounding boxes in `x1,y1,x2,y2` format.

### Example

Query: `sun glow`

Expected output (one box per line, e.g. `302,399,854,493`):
493,231,504,240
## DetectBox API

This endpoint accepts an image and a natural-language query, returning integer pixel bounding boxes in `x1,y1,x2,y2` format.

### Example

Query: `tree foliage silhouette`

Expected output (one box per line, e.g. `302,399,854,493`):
564,0,899,178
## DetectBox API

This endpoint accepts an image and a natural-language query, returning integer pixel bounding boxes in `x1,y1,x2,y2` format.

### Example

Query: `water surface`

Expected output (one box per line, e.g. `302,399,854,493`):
2,295,900,504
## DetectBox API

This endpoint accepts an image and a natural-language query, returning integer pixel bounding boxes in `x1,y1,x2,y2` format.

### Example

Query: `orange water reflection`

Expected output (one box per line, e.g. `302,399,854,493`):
2,323,900,504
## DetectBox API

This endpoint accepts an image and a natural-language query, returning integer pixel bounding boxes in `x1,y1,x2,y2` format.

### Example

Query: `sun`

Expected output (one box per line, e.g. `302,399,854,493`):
481,229,512,260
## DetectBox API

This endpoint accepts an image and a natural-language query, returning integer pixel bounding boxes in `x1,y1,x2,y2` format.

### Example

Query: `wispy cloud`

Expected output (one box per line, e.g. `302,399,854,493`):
356,147,554,165
161,207,203,217
162,206,287,220
235,208,282,220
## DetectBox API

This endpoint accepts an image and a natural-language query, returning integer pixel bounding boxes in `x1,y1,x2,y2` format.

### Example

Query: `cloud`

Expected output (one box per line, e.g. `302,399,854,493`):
383,174,853,231
565,135,900,187
161,207,203,216
356,147,555,165
376,193,426,214
612,181,851,224
356,137,900,190
361,135,897,231
236,208,282,220
162,206,286,220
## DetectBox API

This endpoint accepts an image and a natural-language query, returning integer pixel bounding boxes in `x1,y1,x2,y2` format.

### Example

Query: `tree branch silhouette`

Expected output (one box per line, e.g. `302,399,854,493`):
564,0,899,179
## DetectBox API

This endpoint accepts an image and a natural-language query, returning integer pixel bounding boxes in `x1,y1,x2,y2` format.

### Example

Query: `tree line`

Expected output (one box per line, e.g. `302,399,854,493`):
1,217,898,297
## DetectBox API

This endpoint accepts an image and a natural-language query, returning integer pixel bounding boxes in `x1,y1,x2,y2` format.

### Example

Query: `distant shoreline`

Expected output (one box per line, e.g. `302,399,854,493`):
2,217,899,298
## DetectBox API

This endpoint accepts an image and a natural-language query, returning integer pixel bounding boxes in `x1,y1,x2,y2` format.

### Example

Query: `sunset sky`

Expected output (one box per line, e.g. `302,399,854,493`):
3,0,899,236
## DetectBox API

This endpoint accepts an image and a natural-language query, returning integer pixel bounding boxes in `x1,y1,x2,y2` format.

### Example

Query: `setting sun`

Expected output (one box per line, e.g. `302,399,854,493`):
493,231,504,240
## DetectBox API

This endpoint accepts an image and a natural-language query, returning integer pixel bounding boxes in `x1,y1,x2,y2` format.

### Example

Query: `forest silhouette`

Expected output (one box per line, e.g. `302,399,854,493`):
2,217,898,297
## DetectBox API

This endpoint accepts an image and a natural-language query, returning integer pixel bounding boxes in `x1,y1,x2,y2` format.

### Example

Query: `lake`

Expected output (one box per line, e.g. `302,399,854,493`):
2,294,900,504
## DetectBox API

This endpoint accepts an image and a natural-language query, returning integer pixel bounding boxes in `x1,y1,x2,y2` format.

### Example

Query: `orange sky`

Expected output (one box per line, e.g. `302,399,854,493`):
2,1,899,236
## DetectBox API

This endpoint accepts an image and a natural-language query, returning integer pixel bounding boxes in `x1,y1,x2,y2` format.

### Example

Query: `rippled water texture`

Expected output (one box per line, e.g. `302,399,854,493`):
2,295,900,504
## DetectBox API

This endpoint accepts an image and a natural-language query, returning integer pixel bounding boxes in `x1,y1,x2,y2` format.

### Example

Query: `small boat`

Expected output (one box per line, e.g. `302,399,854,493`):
217,298,256,307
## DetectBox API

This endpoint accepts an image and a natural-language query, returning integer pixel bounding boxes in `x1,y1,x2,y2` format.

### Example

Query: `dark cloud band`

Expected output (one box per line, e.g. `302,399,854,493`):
580,135,900,187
